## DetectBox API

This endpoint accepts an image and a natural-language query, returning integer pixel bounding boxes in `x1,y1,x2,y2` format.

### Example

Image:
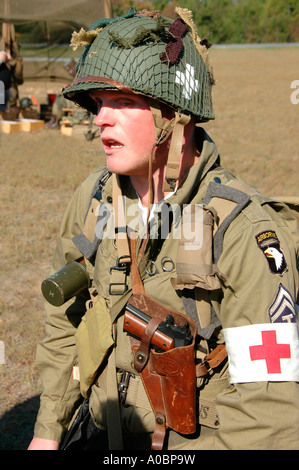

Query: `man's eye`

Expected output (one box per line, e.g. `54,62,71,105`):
118,99,133,107
90,96,102,108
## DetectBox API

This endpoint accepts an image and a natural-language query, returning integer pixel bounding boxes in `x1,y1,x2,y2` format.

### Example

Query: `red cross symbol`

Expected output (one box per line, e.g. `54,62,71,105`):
249,330,291,373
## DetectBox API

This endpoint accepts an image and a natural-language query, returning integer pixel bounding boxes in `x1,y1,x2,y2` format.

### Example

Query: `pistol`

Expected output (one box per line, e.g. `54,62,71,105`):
124,304,192,352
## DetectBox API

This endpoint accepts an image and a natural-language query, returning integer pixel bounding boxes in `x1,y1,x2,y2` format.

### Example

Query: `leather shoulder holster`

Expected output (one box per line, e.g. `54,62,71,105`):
128,236,198,450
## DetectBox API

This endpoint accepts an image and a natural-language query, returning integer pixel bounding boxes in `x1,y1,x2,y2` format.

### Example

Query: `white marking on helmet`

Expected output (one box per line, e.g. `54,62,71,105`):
175,64,199,100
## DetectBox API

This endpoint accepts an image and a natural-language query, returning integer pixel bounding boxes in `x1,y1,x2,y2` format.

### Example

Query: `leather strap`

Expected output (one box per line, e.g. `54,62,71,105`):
129,235,146,295
152,412,167,450
134,317,161,372
196,343,227,378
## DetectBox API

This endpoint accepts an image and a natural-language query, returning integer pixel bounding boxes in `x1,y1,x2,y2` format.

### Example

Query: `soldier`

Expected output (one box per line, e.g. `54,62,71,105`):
1,23,23,110
0,50,12,111
28,8,299,450
45,59,79,129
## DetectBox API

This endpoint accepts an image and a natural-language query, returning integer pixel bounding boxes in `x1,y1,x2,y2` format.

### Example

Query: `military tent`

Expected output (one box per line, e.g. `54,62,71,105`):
0,0,112,81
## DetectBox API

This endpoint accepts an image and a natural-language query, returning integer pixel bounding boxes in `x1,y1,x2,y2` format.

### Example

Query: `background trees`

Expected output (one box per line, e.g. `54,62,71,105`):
14,0,299,44
111,0,299,43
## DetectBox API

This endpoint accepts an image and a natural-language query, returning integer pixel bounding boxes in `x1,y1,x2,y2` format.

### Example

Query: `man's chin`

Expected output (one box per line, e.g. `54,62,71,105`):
106,164,130,176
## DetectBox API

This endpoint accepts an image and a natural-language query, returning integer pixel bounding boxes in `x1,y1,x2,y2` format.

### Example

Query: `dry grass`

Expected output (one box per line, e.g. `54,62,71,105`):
203,47,299,195
0,132,104,449
0,46,298,449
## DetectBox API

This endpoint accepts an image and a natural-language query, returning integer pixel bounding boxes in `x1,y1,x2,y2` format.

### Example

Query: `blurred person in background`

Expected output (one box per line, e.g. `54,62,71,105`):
0,50,12,111
45,59,86,129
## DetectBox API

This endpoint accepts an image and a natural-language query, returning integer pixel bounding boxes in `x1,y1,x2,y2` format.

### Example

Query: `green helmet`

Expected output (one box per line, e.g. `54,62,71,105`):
63,7,215,123
63,7,215,191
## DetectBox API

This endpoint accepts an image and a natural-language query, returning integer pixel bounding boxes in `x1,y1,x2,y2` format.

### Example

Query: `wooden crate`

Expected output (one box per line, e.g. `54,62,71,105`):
0,120,21,134
60,123,89,137
0,119,45,134
18,119,45,132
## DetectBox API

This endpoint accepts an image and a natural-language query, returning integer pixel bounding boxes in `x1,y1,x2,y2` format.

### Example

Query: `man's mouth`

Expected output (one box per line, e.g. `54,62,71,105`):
101,138,123,150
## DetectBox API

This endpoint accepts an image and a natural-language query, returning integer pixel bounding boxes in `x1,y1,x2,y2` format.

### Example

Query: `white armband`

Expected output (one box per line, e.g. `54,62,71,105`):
223,323,299,383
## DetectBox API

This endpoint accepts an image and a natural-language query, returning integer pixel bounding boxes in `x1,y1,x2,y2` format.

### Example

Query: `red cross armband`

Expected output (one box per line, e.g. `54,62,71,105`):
223,323,299,383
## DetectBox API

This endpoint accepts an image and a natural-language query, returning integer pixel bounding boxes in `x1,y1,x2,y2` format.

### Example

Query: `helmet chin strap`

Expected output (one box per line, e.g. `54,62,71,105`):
148,99,191,193
162,112,191,191
139,101,190,258
114,99,191,267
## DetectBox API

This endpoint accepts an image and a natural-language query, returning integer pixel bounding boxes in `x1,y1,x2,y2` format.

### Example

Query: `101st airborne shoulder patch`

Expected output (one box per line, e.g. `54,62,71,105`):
255,230,287,275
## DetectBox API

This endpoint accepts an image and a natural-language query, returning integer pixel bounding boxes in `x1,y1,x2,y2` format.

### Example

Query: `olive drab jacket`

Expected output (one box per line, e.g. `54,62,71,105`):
33,129,299,449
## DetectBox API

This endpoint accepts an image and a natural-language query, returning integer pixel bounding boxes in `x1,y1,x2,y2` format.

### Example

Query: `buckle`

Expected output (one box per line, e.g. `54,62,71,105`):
109,257,129,295
109,256,129,274
196,358,212,380
118,370,135,406
108,280,128,295
201,357,212,374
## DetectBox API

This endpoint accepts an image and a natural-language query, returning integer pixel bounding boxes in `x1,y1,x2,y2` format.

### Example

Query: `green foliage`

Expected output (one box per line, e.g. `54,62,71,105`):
111,0,299,43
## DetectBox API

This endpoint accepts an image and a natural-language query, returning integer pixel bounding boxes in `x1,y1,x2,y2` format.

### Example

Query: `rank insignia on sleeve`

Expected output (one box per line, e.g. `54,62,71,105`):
255,230,287,275
268,283,297,323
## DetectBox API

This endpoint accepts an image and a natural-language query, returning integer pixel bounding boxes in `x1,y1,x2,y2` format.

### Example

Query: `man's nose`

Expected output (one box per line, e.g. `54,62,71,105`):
94,105,115,128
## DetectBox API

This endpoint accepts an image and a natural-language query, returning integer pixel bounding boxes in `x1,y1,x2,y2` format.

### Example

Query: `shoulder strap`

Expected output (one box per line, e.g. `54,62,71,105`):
179,177,254,340
72,169,111,261
202,180,252,263
112,173,131,264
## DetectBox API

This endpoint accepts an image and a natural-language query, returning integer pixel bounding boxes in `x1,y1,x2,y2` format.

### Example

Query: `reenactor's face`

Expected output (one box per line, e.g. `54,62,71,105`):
90,90,157,178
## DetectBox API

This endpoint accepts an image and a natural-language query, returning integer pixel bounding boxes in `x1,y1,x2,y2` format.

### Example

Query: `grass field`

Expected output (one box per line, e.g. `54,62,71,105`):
0,46,298,450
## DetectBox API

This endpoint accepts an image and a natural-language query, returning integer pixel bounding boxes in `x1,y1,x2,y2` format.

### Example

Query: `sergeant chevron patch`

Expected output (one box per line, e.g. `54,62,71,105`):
255,230,287,275
268,283,297,323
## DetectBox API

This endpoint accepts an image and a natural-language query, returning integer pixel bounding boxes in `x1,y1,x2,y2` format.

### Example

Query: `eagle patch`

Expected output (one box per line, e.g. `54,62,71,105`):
255,230,287,275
